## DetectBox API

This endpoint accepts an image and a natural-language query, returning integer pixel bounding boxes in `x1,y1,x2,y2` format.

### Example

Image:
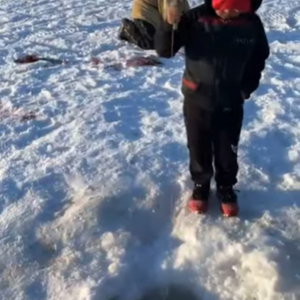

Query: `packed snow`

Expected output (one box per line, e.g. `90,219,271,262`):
0,0,300,299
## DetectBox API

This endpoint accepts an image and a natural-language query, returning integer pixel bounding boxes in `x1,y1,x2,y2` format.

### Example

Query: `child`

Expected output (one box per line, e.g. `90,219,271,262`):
155,0,270,217
118,0,190,49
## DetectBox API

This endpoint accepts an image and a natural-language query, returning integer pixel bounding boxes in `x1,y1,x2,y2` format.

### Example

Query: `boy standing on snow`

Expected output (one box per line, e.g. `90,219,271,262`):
118,0,190,49
155,0,269,217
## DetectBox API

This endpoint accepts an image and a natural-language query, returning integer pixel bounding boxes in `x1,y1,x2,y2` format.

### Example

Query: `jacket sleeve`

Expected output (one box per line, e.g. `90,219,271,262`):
241,17,270,99
154,12,190,58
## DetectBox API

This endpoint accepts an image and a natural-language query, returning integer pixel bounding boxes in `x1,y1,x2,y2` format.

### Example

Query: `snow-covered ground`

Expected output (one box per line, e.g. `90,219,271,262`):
1,0,300,299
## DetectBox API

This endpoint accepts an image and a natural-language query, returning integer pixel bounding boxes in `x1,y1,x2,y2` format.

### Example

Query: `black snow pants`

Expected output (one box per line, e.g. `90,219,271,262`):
183,97,244,187
119,18,156,50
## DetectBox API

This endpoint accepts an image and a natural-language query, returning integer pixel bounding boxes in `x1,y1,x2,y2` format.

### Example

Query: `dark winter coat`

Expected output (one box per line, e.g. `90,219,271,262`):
154,0,270,111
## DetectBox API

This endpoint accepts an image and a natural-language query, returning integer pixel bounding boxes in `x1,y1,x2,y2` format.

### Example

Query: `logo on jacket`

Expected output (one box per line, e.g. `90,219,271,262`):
234,38,254,45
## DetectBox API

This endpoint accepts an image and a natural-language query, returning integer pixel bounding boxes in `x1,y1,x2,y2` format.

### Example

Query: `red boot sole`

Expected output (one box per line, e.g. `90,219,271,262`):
188,200,209,214
220,204,239,217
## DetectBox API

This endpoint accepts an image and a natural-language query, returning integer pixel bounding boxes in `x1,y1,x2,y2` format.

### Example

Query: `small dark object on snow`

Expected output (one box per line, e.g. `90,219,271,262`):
20,113,37,122
105,63,123,71
39,57,65,65
14,55,40,64
126,55,162,67
90,57,122,70
90,57,102,65
102,56,161,70
14,55,64,65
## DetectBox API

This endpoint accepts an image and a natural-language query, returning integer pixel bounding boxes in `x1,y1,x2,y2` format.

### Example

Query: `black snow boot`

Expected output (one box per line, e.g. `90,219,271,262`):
216,185,239,217
188,183,210,214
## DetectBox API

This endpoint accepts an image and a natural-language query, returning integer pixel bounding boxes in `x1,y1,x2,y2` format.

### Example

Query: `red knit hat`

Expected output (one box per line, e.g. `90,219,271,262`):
212,0,251,12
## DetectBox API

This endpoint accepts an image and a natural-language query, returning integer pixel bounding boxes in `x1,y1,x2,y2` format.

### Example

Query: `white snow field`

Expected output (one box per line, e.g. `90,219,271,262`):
1,0,300,299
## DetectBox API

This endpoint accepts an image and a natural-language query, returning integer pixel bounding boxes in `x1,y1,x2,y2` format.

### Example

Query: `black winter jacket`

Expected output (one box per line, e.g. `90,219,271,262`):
154,0,270,111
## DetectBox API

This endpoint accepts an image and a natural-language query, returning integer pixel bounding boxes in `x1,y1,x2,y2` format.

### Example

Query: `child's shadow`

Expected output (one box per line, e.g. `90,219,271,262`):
137,284,204,300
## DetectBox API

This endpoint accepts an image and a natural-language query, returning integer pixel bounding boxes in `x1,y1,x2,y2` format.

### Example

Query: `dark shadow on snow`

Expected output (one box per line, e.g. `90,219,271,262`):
25,280,47,300
136,284,203,300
